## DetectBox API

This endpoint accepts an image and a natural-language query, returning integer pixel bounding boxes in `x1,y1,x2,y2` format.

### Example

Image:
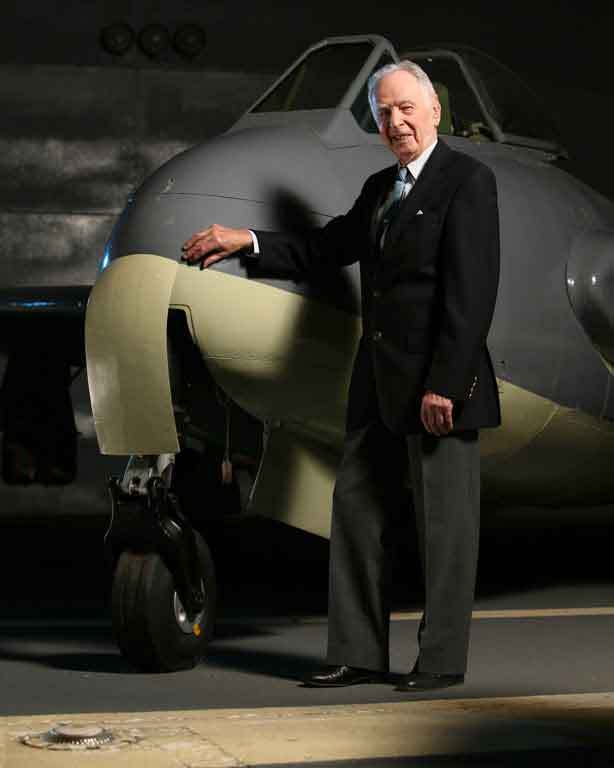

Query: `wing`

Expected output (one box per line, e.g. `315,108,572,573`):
0,285,91,360
0,285,91,484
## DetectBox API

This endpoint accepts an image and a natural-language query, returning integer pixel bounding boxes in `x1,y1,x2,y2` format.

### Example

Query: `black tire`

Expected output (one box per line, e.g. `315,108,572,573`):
111,530,216,672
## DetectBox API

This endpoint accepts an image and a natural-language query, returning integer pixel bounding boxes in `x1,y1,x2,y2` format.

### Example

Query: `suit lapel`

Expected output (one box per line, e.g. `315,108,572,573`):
384,139,454,251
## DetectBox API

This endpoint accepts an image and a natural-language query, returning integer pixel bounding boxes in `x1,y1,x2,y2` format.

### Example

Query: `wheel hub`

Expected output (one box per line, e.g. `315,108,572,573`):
173,582,206,635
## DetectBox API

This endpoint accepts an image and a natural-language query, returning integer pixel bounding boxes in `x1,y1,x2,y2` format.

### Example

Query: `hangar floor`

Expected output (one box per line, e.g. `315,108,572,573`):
2,507,614,765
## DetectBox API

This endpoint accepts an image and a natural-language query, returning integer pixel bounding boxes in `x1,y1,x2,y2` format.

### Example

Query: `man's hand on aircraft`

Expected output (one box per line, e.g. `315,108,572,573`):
421,390,454,436
182,224,253,269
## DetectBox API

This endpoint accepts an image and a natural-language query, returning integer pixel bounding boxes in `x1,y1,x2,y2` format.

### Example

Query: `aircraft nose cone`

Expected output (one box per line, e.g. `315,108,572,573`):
566,229,614,367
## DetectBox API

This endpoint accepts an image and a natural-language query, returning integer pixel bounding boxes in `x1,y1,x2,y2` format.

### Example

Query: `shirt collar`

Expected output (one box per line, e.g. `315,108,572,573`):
401,138,438,181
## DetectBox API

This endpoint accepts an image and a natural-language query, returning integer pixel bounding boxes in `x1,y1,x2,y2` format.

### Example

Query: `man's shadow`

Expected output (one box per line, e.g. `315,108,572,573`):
245,187,360,315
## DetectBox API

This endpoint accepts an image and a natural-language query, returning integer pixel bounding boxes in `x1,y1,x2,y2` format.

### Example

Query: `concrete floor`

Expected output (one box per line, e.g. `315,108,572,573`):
2,508,614,765
3,609,614,715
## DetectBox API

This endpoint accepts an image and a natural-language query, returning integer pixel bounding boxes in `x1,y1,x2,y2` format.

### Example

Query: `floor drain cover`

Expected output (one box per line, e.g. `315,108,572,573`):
20,723,142,750
50,725,113,746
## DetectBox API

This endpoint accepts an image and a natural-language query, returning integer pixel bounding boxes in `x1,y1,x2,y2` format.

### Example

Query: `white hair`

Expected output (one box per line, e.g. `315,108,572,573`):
367,60,437,127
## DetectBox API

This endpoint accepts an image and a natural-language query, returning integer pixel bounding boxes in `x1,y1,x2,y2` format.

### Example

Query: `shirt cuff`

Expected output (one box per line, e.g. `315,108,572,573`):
248,230,260,256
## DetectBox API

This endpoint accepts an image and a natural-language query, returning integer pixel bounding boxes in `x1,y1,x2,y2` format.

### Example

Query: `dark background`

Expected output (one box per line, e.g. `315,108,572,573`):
0,0,607,90
0,0,611,196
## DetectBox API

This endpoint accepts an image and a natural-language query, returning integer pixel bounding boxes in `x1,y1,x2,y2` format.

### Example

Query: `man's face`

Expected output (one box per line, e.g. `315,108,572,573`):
375,70,441,165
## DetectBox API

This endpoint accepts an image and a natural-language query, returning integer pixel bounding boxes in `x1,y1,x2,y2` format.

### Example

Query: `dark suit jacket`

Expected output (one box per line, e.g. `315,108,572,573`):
254,138,501,435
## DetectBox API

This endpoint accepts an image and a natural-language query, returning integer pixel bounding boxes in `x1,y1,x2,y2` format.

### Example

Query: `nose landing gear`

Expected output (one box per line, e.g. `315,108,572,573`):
106,455,216,672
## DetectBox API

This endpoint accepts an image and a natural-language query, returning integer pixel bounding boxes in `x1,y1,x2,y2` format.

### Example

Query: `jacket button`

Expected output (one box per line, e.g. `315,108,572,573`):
372,330,382,342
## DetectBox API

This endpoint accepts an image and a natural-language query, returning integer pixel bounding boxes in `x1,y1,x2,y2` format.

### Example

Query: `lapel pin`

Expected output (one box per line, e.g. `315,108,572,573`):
416,209,424,216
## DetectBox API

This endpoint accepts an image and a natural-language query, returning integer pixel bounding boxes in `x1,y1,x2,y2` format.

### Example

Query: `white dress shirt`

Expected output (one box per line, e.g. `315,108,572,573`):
404,138,437,186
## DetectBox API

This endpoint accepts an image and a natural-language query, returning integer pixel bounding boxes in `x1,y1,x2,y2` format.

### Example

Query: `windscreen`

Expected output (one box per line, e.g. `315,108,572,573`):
462,49,560,143
410,54,488,138
252,42,374,113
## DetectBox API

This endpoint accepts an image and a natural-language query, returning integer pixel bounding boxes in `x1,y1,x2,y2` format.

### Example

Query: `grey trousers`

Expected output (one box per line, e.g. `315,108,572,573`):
326,419,480,674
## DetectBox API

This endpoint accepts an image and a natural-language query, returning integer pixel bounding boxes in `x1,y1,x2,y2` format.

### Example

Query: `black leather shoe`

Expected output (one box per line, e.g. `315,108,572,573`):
303,664,382,687
395,671,464,692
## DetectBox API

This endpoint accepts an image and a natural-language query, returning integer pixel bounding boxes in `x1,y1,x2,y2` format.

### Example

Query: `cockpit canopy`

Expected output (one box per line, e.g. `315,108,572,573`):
247,35,564,157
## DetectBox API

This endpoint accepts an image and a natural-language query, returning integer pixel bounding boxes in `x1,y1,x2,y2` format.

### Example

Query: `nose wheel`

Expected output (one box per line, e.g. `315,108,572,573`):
111,530,216,672
107,457,217,672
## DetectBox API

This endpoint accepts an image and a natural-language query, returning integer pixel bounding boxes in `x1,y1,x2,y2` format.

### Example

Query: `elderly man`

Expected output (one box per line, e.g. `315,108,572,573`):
182,60,501,691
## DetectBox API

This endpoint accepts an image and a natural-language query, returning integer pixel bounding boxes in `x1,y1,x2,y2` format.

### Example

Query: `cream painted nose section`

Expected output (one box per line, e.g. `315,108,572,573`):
86,254,180,455
85,254,360,457
85,254,614,508
170,261,361,444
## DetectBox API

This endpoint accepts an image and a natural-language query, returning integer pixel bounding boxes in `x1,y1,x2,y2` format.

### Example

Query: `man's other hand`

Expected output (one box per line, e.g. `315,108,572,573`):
181,224,252,269
421,390,454,436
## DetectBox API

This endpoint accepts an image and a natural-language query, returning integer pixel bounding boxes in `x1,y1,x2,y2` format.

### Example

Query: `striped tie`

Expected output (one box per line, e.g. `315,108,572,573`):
377,166,413,249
